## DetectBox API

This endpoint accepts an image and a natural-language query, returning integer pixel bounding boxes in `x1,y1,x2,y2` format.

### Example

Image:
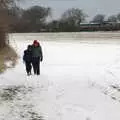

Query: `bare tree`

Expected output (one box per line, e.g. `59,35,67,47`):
0,0,22,8
0,0,22,48
61,8,87,26
0,8,9,47
92,14,105,24
21,6,51,32
108,15,117,22
117,13,120,21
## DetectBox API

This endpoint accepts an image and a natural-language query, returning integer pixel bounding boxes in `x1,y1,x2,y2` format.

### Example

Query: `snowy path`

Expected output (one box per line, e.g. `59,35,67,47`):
1,34,120,120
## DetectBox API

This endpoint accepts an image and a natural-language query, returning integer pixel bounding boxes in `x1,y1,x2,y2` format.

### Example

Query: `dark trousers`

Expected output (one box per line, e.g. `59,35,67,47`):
25,61,32,74
32,57,40,75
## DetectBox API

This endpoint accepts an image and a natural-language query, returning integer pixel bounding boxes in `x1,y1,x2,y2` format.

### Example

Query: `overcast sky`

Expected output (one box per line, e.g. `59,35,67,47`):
18,0,120,21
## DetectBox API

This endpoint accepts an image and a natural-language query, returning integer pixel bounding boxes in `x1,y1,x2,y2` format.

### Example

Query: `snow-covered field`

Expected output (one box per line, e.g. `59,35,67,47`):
1,32,120,120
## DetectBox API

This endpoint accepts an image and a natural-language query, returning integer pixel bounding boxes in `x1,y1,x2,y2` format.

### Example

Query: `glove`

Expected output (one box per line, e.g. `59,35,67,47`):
40,57,43,62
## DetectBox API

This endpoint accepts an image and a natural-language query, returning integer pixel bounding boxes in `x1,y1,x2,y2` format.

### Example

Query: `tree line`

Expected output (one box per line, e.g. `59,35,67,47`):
0,5,118,33
1,1,120,35
5,6,120,32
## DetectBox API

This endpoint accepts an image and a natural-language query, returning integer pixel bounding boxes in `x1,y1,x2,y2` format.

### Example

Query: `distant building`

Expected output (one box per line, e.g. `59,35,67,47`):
80,21,120,31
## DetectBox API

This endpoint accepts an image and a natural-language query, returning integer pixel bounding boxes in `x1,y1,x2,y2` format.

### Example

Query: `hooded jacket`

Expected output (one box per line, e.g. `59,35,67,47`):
23,49,32,62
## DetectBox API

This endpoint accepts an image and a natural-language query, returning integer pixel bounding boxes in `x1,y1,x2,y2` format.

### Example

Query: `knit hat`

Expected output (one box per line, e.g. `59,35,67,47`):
33,40,38,44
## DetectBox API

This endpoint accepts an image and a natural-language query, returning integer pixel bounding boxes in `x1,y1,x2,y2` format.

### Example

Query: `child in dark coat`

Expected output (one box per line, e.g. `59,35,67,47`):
23,45,32,75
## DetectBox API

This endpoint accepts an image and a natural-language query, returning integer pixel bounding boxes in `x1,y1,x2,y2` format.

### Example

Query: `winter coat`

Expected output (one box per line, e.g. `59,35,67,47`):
32,45,43,61
23,49,32,62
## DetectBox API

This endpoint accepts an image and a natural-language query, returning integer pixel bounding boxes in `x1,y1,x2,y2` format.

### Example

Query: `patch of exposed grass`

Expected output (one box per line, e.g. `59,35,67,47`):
0,45,18,73
0,86,33,101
